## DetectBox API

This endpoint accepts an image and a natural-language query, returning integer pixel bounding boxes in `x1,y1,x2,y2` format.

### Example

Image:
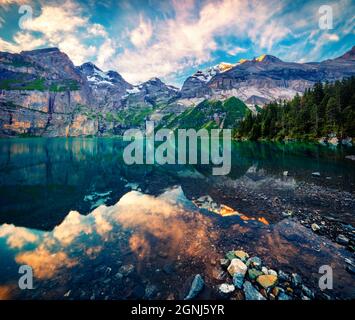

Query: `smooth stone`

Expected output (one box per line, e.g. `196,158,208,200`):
301,285,314,299
246,256,262,268
218,283,235,295
311,223,320,232
248,268,263,281
268,269,278,276
261,266,268,275
291,273,302,287
283,171,289,176
234,250,249,262
272,287,280,297
282,210,293,217
278,270,290,282
119,264,135,276
243,281,266,300
144,284,158,299
256,274,278,289
184,274,204,300
233,273,245,289
336,234,349,245
312,172,321,177
227,258,247,277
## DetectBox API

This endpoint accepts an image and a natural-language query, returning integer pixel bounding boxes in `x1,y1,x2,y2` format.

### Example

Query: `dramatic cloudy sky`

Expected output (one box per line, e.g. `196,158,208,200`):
0,0,354,86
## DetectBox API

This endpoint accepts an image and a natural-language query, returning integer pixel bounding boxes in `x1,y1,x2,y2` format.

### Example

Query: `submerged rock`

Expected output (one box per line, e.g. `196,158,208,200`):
144,284,158,299
311,223,321,232
336,234,349,245
312,172,321,177
184,274,204,300
227,258,247,277
119,264,135,276
243,281,266,300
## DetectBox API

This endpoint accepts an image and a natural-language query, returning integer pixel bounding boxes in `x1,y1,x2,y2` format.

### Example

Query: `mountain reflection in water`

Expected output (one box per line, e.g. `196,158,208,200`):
0,138,354,299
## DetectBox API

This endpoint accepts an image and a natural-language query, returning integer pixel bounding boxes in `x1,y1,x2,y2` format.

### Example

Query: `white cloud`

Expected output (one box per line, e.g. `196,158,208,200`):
0,0,108,65
130,16,153,48
104,0,289,83
227,46,247,56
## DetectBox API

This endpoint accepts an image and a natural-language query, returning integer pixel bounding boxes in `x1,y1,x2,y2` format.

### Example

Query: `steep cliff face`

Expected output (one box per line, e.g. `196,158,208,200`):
77,62,132,113
0,48,97,137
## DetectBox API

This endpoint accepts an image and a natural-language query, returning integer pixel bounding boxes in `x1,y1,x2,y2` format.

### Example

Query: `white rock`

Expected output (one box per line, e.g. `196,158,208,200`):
227,258,247,277
268,269,278,276
218,283,235,294
261,266,268,275
311,223,320,232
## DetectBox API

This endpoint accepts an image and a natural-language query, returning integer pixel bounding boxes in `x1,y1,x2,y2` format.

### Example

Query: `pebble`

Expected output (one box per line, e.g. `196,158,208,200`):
119,264,135,276
336,234,349,245
184,274,204,300
301,285,314,299
312,172,321,177
311,223,320,232
291,273,302,287
246,256,262,269
268,269,278,276
282,210,293,217
233,273,245,289
256,274,278,289
227,258,247,277
218,283,235,295
234,250,249,262
144,284,158,299
278,270,291,282
243,281,266,300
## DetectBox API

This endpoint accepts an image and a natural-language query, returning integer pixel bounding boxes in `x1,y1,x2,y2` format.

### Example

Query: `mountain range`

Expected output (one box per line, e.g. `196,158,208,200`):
0,46,354,137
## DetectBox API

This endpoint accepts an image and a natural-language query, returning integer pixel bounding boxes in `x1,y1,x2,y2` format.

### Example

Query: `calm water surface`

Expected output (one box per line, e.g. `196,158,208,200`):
0,138,354,299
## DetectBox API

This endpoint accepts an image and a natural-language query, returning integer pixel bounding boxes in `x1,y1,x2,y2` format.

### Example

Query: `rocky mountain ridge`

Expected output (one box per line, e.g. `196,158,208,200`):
0,46,354,137
181,47,355,105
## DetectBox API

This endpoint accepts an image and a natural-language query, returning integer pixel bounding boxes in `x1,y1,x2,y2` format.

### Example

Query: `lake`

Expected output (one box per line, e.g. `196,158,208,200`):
0,138,354,299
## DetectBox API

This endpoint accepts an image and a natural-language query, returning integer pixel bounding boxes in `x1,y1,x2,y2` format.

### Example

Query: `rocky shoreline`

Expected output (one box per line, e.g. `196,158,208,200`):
185,249,318,300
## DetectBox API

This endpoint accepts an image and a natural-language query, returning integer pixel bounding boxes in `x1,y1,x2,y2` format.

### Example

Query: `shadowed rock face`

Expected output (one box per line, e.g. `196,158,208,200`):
180,47,355,104
0,46,355,137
